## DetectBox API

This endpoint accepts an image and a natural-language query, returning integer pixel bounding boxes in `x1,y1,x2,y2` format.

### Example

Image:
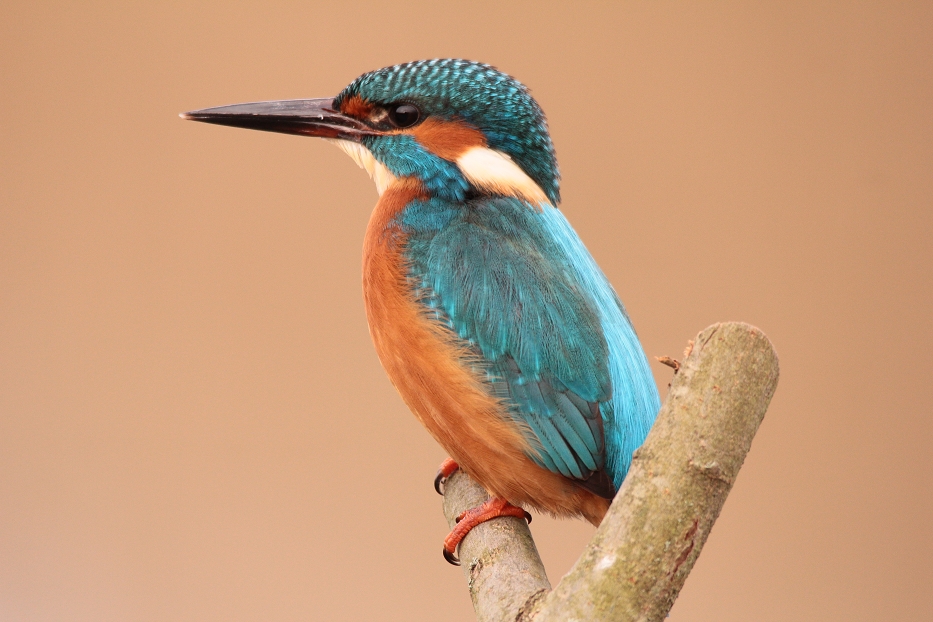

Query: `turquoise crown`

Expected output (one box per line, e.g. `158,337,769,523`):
334,59,561,204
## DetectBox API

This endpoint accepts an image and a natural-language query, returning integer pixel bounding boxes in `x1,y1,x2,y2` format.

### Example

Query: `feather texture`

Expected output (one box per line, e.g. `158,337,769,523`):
325,139,397,196
365,181,614,523
401,194,660,491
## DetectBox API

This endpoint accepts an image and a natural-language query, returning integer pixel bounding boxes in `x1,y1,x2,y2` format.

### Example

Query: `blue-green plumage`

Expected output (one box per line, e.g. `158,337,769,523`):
367,134,470,200
401,194,659,492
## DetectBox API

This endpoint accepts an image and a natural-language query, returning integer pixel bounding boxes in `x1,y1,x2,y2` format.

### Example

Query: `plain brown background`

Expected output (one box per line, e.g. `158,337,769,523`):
2,2,931,620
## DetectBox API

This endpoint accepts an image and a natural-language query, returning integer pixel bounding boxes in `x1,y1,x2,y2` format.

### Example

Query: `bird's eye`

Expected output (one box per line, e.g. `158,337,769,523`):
387,103,421,128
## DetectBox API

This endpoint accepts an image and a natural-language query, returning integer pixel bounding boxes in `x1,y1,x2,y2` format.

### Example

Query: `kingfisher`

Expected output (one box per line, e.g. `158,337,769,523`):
183,59,660,565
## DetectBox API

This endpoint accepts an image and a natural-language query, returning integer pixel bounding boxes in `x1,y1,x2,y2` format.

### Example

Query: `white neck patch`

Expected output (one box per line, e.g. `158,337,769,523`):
327,140,550,207
326,139,397,196
456,146,550,207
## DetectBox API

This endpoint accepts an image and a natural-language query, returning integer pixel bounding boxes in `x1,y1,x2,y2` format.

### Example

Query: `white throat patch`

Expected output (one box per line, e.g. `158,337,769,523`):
456,146,550,207
326,139,397,196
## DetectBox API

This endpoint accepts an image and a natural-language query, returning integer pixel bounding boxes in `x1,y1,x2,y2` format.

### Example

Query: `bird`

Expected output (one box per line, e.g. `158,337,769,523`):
182,59,661,565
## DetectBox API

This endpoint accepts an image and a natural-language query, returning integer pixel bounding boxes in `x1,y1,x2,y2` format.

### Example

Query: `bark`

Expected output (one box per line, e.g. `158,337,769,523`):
441,322,780,622
442,472,551,622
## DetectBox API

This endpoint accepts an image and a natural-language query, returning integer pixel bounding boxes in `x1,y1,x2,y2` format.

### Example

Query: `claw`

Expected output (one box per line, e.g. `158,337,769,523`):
442,497,530,567
433,471,446,496
443,546,461,566
434,458,460,495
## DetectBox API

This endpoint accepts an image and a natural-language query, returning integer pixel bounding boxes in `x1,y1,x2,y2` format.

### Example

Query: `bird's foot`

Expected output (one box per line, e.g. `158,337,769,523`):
442,497,531,566
434,458,459,495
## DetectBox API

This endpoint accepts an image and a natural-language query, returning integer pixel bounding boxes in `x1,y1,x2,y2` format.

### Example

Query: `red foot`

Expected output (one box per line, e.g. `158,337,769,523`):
434,458,459,495
442,497,531,565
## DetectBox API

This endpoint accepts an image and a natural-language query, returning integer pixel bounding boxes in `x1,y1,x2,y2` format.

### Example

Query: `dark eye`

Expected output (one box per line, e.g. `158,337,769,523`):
387,103,421,128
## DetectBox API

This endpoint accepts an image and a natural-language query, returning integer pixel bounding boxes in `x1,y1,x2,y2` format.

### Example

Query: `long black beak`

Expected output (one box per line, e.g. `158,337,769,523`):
180,98,375,141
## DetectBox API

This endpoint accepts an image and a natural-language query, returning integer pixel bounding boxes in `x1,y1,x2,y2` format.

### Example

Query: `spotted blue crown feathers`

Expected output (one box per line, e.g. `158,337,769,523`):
334,59,561,204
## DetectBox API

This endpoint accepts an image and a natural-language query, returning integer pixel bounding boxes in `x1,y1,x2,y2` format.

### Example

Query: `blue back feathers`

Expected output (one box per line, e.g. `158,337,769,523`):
400,195,660,491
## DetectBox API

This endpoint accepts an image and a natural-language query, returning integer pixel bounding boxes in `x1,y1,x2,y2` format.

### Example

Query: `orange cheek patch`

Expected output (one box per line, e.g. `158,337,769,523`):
410,118,487,161
340,94,374,118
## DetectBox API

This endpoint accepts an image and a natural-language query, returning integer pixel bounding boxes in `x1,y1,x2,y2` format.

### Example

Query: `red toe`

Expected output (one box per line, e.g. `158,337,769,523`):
442,497,530,565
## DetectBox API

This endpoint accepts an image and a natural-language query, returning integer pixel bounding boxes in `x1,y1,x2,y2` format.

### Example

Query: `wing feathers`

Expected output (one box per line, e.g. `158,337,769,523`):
403,195,625,488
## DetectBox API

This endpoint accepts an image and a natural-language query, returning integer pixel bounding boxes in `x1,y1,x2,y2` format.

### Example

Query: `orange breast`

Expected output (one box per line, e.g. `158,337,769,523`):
361,178,610,524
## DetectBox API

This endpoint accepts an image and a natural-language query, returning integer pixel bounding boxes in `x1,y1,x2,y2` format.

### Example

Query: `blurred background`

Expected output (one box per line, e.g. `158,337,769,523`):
2,2,931,620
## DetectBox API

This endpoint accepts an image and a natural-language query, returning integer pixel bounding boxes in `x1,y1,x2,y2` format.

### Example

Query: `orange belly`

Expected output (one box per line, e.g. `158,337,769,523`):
361,179,610,524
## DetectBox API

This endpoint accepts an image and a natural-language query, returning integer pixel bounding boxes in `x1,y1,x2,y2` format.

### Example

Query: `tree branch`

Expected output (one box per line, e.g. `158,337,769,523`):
442,471,551,622
441,322,780,622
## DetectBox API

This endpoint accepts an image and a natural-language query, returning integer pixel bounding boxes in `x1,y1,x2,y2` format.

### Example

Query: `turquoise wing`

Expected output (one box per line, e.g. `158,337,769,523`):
401,196,660,492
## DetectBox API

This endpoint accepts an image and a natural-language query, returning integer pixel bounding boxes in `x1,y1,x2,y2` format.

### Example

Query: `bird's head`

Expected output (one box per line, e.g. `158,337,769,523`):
183,59,560,206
